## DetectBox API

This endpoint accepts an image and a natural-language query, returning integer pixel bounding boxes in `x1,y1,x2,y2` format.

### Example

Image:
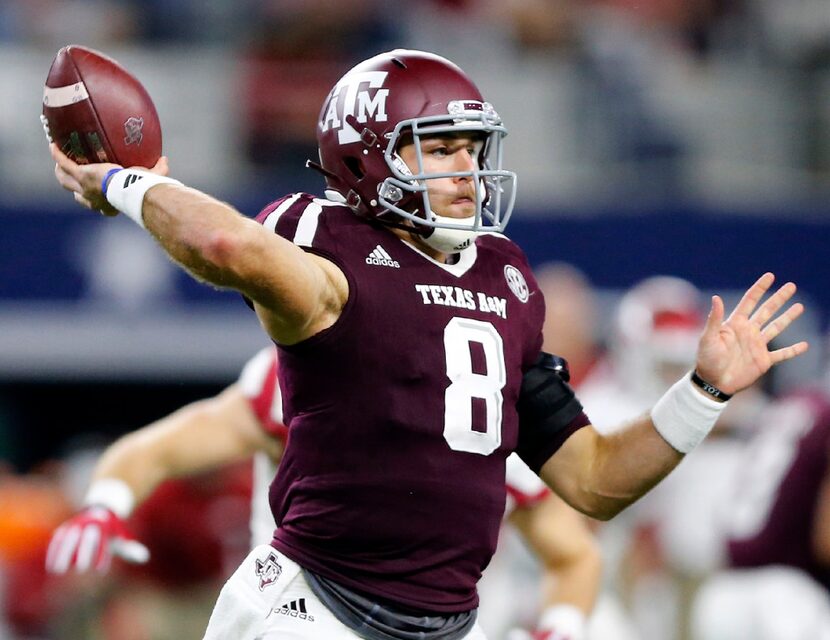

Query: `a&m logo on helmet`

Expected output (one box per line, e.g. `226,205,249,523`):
254,551,283,591
504,265,529,303
320,71,390,145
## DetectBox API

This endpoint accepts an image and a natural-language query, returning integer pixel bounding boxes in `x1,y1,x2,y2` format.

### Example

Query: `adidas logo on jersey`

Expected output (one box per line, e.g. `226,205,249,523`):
275,598,315,622
365,245,400,268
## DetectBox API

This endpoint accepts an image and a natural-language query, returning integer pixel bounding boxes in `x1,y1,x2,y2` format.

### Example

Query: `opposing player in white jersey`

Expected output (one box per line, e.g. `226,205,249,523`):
46,346,601,639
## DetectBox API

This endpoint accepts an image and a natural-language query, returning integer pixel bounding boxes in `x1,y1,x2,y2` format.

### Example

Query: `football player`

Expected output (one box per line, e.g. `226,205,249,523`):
51,48,807,640
46,346,601,640
690,385,830,639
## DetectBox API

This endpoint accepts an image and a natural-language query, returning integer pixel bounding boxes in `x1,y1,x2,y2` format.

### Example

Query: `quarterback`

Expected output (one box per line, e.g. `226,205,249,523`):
51,49,807,640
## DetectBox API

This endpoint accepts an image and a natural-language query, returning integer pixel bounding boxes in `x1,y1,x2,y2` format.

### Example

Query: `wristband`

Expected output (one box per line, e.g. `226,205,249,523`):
538,604,587,640
690,370,732,401
83,478,136,519
651,372,728,454
101,167,122,196
105,168,182,229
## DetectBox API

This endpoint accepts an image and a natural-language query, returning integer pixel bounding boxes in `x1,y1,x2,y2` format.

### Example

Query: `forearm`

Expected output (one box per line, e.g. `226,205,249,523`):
541,420,683,520
141,185,261,293
91,427,177,506
544,371,733,519
586,417,683,516
543,538,602,613
511,494,602,614
90,388,264,507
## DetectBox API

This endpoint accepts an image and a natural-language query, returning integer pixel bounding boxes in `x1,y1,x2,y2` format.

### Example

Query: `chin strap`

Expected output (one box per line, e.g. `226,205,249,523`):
305,159,340,182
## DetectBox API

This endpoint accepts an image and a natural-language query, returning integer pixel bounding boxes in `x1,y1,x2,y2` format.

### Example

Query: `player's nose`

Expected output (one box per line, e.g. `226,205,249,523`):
453,149,476,177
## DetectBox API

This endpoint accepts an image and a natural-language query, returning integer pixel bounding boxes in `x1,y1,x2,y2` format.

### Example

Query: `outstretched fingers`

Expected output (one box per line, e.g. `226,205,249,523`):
731,272,775,320
769,339,810,365
762,302,804,344
751,281,797,329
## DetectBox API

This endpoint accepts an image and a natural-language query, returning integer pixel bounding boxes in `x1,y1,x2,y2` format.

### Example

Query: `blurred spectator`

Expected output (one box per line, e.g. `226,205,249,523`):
535,261,602,388
237,0,399,188
0,467,73,637
749,0,830,175
0,0,138,47
132,0,253,43
587,0,744,57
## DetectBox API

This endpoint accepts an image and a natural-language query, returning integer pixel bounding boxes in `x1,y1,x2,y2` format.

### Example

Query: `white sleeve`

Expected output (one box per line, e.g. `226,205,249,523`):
505,453,549,514
237,347,277,399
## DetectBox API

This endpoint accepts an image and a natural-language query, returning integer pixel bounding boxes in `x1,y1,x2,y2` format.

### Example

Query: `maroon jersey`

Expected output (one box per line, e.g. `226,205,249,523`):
726,390,830,591
256,193,546,612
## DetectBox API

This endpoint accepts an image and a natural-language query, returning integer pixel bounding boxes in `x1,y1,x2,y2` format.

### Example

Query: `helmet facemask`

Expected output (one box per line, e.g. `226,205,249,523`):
376,102,517,253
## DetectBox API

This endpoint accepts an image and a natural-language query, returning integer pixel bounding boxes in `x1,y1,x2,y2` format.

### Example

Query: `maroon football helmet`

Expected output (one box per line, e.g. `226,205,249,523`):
313,49,516,252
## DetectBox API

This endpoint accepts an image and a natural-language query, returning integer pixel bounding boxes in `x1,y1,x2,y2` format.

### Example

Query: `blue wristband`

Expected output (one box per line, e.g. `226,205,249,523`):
101,167,122,197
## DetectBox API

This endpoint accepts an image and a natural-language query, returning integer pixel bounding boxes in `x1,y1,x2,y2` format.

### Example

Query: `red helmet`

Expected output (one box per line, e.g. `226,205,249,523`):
313,49,516,253
612,276,705,399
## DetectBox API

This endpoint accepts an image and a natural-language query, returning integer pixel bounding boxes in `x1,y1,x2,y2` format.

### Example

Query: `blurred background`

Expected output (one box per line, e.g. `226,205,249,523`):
0,0,828,638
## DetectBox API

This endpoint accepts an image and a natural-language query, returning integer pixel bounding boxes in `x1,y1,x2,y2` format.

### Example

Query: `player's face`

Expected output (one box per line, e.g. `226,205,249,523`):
398,134,483,220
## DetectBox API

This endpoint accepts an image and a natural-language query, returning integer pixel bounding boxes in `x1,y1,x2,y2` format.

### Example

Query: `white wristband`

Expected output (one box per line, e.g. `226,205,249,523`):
105,168,181,228
651,372,728,454
83,478,136,519
538,604,587,640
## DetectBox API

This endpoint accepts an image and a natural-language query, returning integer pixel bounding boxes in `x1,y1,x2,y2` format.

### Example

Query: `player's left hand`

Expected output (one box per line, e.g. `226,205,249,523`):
50,143,169,216
695,272,808,395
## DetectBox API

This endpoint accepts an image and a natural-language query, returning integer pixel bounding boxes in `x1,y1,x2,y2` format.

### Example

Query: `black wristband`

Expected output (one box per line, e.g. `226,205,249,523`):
690,370,732,401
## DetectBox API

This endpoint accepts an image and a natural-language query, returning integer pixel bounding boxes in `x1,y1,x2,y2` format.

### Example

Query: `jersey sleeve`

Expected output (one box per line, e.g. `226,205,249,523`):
237,346,288,441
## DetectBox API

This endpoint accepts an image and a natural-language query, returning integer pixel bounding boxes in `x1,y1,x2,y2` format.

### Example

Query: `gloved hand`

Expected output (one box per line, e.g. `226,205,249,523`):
45,505,149,573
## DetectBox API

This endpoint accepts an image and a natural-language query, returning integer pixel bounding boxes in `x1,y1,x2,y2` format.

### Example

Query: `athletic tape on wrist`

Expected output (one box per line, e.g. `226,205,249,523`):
83,478,136,519
538,604,587,640
651,372,728,454
105,168,181,228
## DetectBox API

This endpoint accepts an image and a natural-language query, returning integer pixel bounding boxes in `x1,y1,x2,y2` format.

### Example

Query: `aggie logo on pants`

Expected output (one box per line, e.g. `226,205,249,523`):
254,551,283,591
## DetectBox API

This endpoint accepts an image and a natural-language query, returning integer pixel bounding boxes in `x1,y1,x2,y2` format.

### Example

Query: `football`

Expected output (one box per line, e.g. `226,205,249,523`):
41,45,162,168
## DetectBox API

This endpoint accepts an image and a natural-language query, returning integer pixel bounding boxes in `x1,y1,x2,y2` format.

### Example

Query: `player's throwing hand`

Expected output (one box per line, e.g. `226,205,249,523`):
50,143,169,216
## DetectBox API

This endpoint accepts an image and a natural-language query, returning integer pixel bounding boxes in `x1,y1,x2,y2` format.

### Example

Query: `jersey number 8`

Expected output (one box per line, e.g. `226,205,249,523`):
443,317,506,455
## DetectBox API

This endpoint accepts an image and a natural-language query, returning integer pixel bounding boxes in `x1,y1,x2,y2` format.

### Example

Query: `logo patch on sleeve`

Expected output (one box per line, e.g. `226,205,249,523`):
504,265,529,303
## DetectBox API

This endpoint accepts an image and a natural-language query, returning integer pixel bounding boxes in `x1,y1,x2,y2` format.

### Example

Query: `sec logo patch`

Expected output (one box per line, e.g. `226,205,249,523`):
504,265,529,303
